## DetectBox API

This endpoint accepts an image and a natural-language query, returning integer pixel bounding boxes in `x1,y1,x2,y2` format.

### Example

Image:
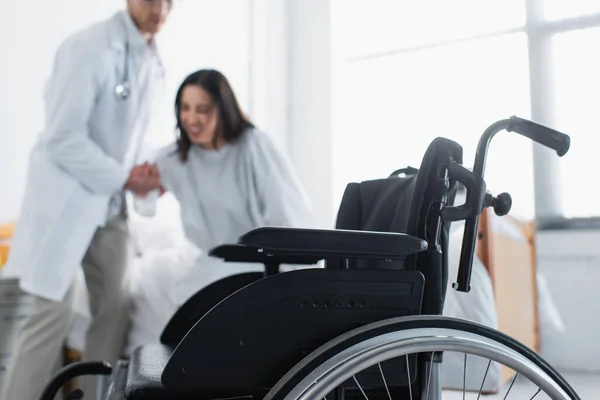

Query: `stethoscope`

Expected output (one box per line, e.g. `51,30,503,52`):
114,42,131,100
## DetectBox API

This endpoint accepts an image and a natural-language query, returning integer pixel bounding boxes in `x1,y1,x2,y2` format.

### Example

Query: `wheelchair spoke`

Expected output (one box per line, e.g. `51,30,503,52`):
352,375,370,400
304,354,551,400
530,388,542,399
377,363,393,400
405,356,413,400
476,359,492,400
463,353,467,400
424,358,434,400
503,373,519,399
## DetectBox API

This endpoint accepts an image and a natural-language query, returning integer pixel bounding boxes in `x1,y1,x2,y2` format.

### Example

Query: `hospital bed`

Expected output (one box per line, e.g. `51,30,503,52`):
42,116,578,400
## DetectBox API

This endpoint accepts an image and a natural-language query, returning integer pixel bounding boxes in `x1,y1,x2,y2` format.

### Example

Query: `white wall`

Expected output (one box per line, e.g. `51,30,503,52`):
287,0,334,227
247,0,289,149
536,229,600,372
246,0,334,228
0,0,252,224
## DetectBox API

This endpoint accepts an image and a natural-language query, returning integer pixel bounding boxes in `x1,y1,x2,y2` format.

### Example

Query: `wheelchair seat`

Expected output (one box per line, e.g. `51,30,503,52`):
105,360,130,400
108,344,225,400
121,344,182,400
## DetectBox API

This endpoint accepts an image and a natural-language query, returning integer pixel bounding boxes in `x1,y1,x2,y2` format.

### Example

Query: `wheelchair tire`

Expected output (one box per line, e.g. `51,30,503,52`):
264,315,580,400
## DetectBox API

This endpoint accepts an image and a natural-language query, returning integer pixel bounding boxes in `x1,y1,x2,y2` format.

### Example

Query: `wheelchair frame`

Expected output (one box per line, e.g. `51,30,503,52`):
39,116,574,400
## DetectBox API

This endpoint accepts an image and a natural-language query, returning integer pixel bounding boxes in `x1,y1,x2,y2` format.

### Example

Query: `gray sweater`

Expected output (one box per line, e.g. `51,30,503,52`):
155,127,316,253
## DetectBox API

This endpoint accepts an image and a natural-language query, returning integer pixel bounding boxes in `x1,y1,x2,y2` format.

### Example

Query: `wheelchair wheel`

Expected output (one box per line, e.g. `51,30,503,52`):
265,316,580,400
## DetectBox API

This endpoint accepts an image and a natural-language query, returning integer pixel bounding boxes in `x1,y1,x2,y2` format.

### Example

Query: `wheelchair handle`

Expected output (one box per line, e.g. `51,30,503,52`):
507,115,571,157
453,117,570,292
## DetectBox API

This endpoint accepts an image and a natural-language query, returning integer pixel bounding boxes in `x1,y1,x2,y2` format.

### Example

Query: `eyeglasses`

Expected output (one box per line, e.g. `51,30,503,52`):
142,0,182,10
143,0,177,5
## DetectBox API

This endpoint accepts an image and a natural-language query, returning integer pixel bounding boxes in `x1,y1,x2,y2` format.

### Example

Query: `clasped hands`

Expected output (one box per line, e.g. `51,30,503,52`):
125,162,163,197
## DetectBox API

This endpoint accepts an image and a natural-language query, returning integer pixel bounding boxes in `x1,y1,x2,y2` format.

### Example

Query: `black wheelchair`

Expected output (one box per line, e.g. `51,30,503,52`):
40,117,579,400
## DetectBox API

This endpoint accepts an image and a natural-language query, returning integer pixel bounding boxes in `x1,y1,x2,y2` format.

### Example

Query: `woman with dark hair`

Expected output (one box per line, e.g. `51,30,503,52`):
173,69,254,160
134,69,316,303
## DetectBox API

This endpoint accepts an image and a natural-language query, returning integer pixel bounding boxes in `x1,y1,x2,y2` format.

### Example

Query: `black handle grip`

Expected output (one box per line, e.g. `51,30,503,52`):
507,116,571,157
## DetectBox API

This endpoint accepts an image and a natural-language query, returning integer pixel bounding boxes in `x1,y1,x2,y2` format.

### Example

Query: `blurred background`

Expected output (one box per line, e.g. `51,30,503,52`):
1,0,600,396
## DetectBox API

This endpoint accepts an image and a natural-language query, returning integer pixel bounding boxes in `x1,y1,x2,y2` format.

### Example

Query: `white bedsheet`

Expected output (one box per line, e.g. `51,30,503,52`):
441,221,501,392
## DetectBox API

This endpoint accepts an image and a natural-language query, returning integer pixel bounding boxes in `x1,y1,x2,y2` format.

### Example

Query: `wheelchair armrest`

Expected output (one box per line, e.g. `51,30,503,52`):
209,244,322,265
237,227,427,260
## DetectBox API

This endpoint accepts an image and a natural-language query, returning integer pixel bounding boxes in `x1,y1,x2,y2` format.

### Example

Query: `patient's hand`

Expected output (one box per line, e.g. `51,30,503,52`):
125,163,163,196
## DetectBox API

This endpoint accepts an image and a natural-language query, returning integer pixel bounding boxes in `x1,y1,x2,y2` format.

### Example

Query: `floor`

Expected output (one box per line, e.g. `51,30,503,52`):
442,371,599,399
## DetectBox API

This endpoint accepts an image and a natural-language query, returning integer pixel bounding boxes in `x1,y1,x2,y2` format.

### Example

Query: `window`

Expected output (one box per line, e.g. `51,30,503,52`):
543,0,600,21
552,27,600,218
331,0,534,219
333,0,525,60
331,0,600,220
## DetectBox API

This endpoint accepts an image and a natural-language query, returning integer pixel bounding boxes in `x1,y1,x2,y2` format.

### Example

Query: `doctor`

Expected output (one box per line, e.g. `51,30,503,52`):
2,1,173,400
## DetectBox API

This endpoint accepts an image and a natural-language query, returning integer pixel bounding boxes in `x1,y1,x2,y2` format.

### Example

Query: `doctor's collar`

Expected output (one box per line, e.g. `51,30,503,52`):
121,10,156,50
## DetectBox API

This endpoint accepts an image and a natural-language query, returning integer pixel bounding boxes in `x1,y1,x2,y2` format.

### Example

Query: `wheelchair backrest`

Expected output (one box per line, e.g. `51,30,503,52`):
335,172,417,270
335,137,463,315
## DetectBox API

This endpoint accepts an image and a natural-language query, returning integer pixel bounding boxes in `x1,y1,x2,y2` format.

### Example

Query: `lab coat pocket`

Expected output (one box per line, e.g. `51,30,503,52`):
6,209,54,272
24,153,77,219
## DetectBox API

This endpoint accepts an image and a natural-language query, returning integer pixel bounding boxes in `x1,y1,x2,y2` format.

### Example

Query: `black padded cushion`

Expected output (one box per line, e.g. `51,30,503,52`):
125,344,180,399
335,177,416,270
123,344,255,399
238,227,427,260
209,244,321,265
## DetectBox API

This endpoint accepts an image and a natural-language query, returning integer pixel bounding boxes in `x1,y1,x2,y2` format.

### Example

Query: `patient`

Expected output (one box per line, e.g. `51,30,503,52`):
133,69,316,304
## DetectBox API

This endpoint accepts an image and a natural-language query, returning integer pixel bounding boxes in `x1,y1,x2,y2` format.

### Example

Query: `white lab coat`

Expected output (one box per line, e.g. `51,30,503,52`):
5,11,164,302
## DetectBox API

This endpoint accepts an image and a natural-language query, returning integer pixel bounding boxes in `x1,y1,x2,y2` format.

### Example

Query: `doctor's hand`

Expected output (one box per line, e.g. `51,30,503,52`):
125,163,162,196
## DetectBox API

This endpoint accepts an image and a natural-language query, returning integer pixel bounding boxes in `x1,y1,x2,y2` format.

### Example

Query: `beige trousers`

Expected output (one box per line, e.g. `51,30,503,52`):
2,213,132,400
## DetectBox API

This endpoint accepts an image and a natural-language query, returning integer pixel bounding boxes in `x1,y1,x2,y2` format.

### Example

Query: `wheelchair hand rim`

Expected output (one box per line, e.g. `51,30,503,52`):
282,328,571,400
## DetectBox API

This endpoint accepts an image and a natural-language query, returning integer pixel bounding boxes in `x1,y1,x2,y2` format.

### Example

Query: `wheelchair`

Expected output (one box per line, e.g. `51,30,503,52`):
40,116,579,400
